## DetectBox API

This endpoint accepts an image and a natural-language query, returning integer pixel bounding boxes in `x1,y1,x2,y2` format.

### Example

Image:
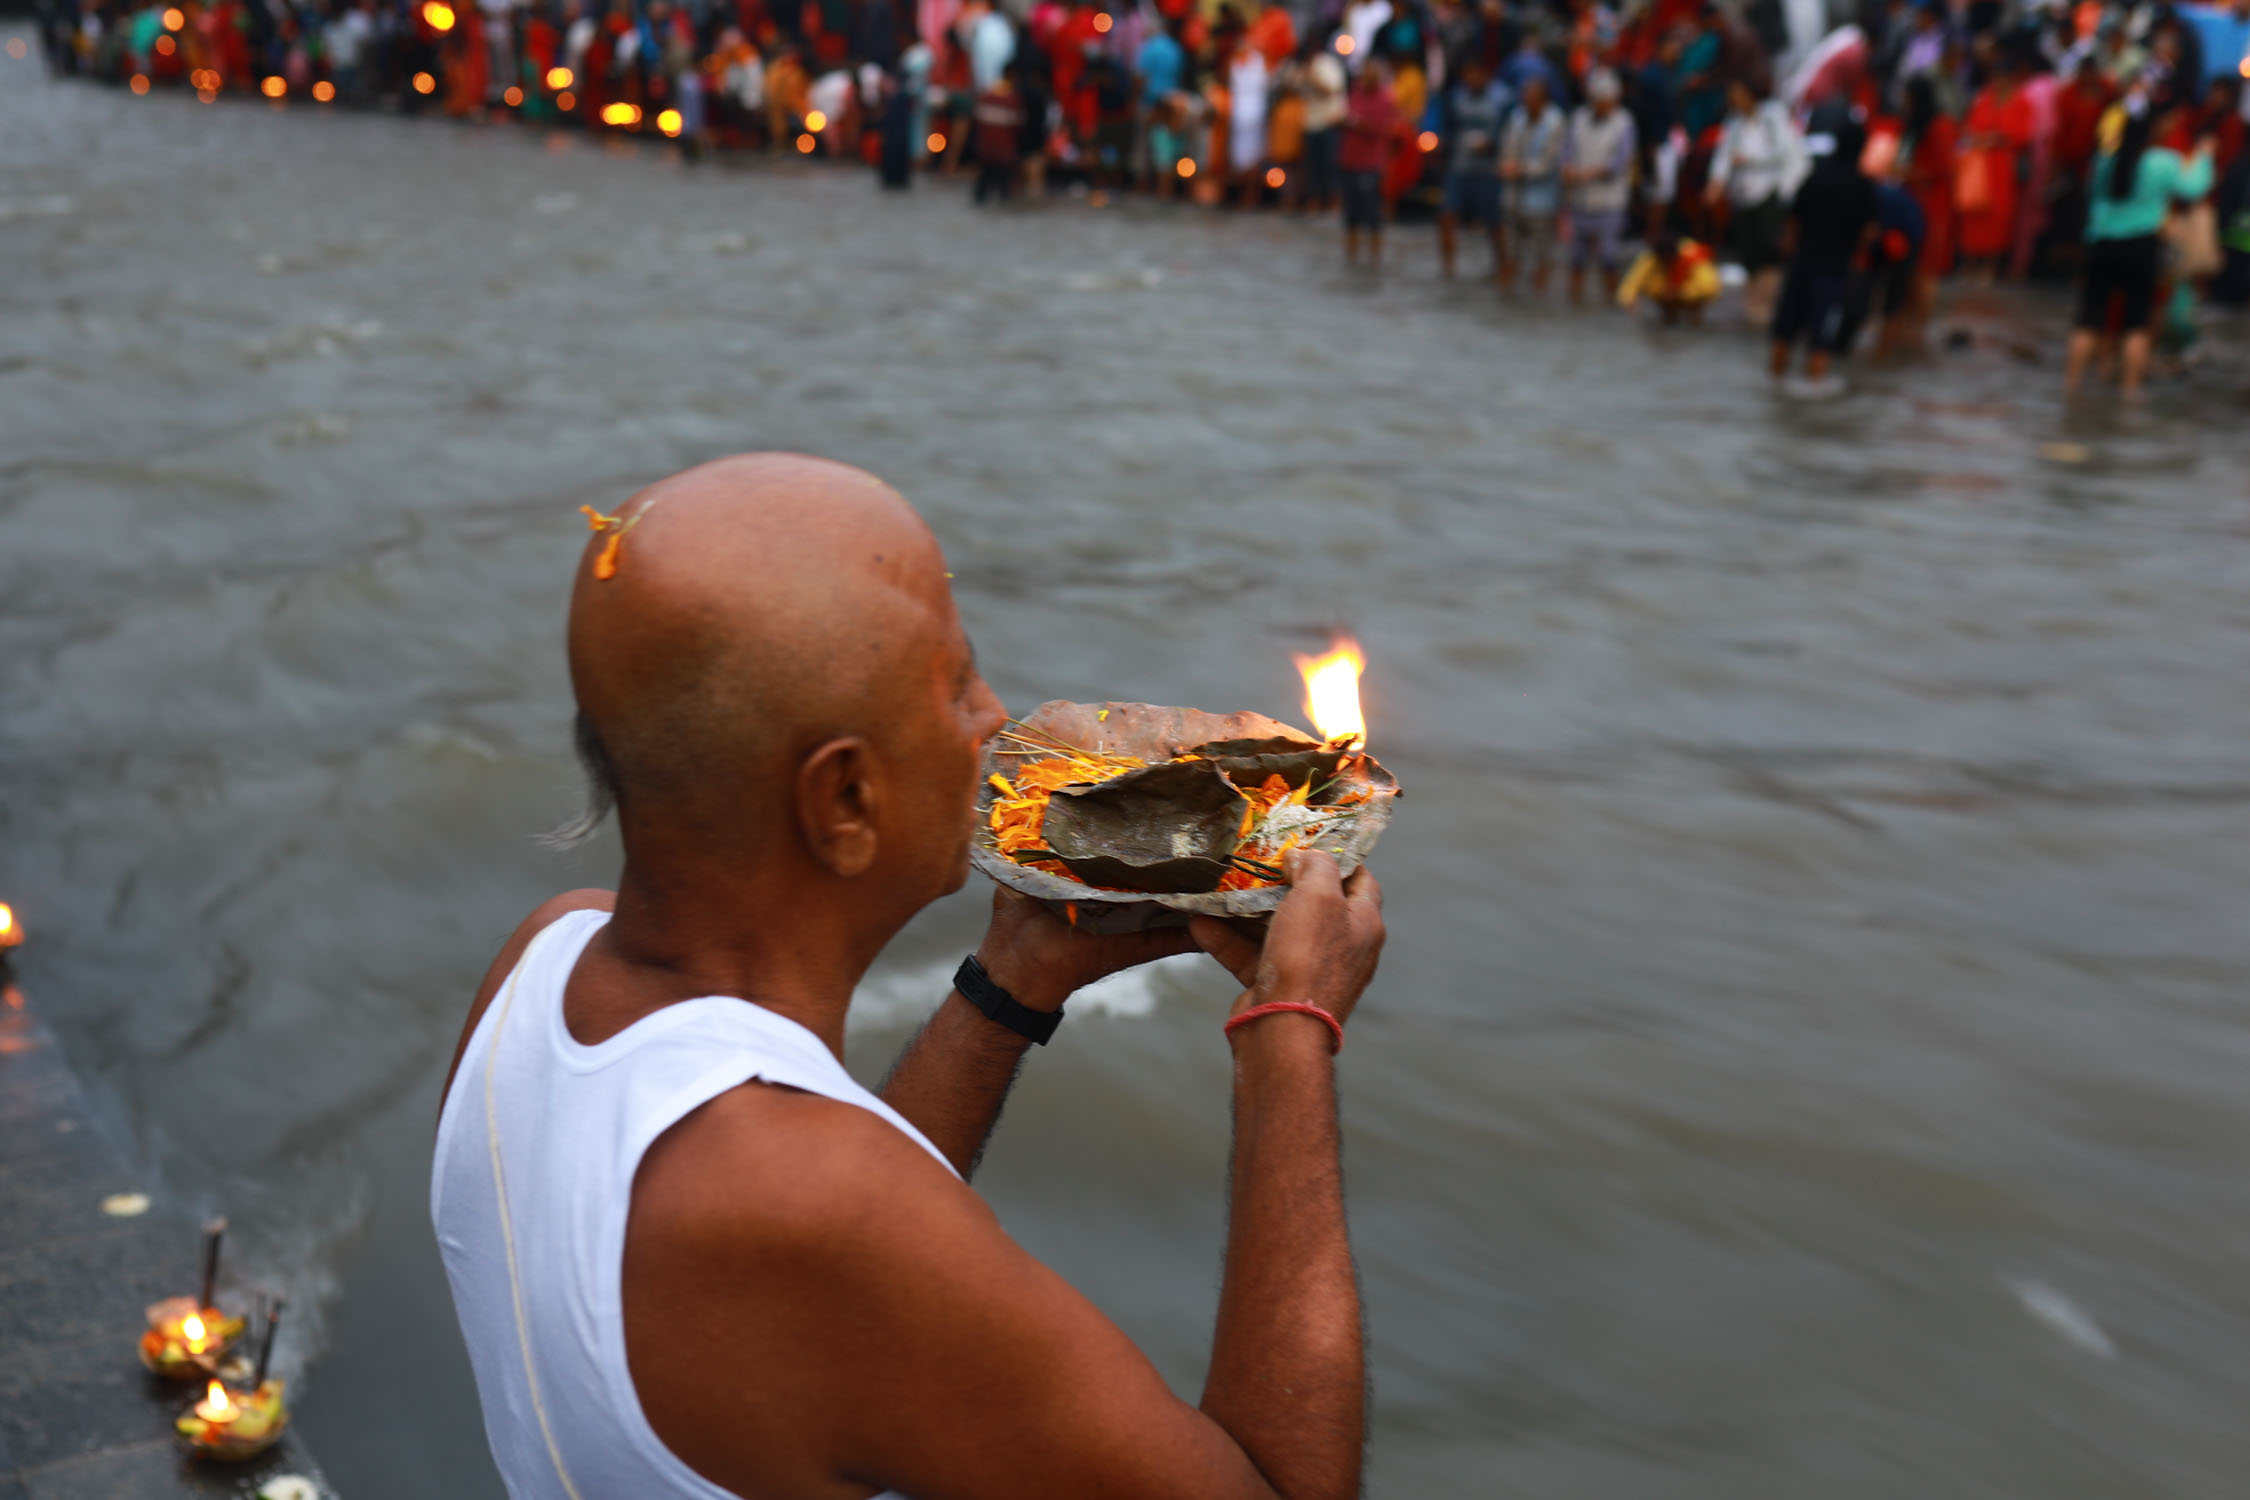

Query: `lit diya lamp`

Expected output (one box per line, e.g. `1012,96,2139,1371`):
177,1297,290,1460
142,1218,246,1378
973,639,1400,934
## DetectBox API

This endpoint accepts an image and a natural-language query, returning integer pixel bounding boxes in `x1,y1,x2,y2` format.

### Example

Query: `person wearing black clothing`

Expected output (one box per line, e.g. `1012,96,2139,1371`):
1770,112,1879,381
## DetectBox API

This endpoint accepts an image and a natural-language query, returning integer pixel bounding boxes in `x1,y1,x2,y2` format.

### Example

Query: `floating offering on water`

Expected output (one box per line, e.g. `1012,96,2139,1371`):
974,643,1399,933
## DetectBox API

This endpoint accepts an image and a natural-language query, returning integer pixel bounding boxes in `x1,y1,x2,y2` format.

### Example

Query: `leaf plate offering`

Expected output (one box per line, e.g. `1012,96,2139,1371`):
973,700,1399,933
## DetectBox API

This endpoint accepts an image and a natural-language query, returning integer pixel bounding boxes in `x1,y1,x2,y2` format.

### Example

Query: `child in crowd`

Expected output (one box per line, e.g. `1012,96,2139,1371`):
971,61,1024,202
1617,230,1721,322
1340,61,1400,265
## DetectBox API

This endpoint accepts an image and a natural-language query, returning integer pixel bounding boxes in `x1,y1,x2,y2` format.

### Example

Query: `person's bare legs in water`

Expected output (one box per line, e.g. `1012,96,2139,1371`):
2064,327,2151,399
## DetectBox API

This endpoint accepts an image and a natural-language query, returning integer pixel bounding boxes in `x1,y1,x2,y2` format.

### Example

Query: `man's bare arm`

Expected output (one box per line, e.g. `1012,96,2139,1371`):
632,853,1384,1500
1192,854,1381,1497
879,887,1193,1176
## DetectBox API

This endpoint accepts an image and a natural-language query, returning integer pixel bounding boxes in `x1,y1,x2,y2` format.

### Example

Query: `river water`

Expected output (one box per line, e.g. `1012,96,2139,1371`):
7,40,2250,1498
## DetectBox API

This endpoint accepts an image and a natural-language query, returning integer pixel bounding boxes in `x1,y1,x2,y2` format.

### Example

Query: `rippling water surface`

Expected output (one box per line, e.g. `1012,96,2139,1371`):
7,39,2250,1497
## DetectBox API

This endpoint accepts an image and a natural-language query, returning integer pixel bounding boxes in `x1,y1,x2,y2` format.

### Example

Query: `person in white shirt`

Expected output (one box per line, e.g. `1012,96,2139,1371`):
1562,67,1637,303
1705,77,1807,319
1298,44,1349,211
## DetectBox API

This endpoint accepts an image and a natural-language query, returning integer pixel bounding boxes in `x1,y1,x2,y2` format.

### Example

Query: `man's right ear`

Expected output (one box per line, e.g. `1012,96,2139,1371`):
795,737,882,878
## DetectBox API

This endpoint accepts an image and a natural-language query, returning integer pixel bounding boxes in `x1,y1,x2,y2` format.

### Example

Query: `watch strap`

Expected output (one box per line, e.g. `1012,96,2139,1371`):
953,955,1063,1045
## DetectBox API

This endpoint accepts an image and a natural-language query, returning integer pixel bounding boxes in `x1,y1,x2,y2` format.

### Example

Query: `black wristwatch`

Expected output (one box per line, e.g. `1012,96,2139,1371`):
953,954,1063,1046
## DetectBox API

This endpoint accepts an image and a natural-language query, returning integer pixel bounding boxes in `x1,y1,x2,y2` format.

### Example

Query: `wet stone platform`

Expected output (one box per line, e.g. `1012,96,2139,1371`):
0,993,331,1499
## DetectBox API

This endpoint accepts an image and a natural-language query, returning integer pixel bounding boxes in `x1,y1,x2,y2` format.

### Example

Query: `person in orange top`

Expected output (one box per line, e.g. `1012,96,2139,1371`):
1956,42,2036,277
444,3,489,117
764,44,809,144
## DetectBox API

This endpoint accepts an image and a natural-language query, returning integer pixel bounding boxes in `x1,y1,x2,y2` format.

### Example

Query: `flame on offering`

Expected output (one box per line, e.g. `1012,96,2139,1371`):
1294,638,1366,749
197,1380,236,1423
182,1313,209,1353
0,902,17,948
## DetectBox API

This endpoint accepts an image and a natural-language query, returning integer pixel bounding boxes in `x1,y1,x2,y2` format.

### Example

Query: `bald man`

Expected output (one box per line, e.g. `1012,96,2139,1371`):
432,454,1386,1500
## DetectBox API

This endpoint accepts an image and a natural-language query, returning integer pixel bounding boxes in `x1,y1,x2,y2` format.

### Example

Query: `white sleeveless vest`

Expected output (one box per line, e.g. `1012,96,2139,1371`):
432,909,952,1500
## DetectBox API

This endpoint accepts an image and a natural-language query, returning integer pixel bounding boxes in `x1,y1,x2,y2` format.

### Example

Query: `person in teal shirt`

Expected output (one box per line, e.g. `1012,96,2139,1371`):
2065,101,2215,399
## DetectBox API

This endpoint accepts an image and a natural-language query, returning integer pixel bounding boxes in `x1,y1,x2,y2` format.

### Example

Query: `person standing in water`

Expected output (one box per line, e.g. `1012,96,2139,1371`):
1563,68,1637,305
2065,97,2214,400
1769,109,1878,386
1499,74,1566,294
1340,60,1402,264
1436,55,1511,278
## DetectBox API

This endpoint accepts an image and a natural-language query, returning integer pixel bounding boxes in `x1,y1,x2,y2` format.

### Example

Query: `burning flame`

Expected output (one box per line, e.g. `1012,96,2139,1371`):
202,1379,232,1417
0,903,14,940
1295,638,1366,749
182,1313,208,1351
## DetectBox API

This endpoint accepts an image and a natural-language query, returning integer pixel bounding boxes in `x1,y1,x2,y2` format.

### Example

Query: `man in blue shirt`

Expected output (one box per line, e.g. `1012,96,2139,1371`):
1439,57,1513,277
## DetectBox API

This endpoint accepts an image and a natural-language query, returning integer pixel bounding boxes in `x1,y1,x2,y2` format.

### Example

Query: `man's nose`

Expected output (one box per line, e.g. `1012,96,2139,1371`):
973,680,1008,738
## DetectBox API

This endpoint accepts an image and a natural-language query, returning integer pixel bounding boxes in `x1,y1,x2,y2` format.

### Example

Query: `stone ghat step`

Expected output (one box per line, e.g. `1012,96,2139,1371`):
0,987,335,1500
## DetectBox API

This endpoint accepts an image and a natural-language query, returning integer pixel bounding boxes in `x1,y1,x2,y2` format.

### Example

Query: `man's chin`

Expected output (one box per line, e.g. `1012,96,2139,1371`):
942,846,973,897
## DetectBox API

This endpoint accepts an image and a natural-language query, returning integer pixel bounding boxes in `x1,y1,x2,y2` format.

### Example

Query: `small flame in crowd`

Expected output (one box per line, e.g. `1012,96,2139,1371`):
1295,637,1366,749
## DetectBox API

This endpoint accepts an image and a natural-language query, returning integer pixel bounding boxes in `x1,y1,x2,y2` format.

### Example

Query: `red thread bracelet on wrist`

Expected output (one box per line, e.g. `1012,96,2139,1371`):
1223,1001,1345,1055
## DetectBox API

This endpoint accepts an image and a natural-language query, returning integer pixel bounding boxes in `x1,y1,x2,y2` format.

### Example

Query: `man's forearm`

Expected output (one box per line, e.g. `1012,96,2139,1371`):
1200,1015,1364,1500
879,989,1035,1179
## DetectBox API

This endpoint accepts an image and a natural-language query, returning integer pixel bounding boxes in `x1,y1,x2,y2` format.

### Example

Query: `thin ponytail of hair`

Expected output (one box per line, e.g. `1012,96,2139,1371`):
2107,105,2152,202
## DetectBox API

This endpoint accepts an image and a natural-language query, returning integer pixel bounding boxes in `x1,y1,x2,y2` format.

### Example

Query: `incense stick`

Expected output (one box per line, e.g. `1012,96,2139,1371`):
253,1295,285,1388
199,1218,226,1311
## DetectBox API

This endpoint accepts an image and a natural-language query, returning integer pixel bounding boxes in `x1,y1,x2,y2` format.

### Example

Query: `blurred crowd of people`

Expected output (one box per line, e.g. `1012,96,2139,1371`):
38,0,2250,390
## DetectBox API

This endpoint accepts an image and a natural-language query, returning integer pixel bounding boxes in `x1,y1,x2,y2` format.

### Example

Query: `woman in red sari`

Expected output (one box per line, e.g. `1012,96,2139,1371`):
1956,49,2034,278
1898,74,1956,292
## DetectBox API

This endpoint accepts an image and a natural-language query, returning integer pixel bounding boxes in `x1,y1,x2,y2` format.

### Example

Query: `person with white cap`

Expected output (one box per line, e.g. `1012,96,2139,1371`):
1563,67,1638,303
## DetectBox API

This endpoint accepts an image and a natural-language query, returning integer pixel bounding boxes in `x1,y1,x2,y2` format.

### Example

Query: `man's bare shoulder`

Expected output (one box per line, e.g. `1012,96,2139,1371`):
632,1081,983,1263
439,889,615,1120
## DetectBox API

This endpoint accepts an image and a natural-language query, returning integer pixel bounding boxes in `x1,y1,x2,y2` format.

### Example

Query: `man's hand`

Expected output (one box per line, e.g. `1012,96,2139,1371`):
976,885,1198,1012
1189,849,1384,1029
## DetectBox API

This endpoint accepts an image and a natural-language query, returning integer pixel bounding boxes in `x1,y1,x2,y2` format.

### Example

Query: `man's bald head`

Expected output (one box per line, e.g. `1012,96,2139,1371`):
562,454,965,849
